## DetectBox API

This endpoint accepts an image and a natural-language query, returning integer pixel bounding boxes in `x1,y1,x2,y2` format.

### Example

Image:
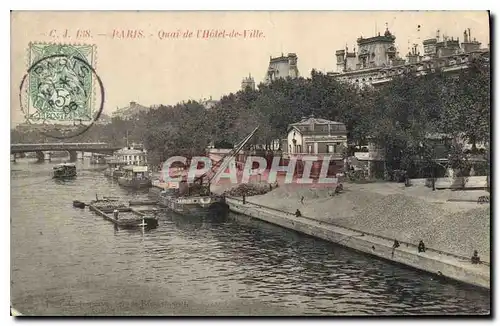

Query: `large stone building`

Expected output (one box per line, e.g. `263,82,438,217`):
328,27,489,87
241,74,256,91
264,53,299,85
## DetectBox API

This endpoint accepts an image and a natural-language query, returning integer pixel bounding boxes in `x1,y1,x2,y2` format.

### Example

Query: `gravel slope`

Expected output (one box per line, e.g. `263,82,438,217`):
246,183,490,262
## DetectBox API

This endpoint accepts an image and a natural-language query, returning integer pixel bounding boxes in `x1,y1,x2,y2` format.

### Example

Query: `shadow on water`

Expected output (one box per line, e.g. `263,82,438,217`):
166,211,229,232
112,223,159,235
53,178,78,186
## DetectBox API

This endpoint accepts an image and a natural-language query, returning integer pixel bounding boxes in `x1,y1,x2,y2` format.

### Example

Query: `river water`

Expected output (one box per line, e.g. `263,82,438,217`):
10,158,490,316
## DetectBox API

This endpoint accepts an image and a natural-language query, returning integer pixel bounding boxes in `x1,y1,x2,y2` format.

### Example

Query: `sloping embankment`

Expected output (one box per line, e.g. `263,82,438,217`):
244,183,490,263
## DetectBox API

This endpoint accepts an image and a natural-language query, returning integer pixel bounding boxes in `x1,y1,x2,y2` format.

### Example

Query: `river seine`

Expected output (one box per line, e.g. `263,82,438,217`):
11,158,490,316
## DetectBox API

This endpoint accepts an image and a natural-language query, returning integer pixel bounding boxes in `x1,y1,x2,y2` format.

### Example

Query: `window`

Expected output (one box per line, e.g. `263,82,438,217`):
327,145,334,153
308,145,312,154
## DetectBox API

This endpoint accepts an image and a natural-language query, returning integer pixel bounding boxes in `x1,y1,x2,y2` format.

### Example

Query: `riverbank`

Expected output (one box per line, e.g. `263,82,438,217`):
221,181,490,289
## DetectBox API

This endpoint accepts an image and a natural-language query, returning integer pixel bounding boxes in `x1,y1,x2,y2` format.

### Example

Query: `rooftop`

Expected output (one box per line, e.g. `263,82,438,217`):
290,115,345,126
113,101,149,118
288,115,347,135
116,147,146,155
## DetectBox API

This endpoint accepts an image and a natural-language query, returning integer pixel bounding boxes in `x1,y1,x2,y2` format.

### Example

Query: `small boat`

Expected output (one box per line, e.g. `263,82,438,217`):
73,200,86,209
117,165,152,189
89,204,159,229
53,163,77,179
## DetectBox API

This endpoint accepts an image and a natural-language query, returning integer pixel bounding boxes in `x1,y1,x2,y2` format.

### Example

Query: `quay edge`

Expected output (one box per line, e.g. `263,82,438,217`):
226,197,490,291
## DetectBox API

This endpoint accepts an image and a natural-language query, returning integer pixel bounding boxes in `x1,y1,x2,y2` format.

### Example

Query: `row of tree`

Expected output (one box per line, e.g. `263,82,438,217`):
12,56,490,178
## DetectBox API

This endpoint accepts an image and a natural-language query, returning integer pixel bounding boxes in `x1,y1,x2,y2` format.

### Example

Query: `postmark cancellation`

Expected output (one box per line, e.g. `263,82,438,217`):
22,42,98,124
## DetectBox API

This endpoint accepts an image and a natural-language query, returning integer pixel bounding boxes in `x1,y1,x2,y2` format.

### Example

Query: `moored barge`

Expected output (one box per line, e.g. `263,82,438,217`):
89,203,158,229
155,126,259,219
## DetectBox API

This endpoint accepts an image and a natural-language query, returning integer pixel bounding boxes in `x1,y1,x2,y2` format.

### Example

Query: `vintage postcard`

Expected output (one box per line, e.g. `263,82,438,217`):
10,11,491,316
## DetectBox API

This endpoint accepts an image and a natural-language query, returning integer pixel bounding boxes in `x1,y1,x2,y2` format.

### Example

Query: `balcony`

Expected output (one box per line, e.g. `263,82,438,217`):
282,152,344,160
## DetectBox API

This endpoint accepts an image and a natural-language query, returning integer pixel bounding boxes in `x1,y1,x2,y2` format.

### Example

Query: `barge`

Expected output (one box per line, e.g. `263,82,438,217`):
89,203,158,229
117,165,152,189
155,126,259,219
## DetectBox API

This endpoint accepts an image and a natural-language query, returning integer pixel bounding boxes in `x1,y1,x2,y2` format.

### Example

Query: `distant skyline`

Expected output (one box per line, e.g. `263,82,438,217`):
11,11,490,125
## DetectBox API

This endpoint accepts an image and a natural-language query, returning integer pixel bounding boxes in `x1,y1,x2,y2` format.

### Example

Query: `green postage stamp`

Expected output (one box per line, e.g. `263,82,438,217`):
26,42,97,122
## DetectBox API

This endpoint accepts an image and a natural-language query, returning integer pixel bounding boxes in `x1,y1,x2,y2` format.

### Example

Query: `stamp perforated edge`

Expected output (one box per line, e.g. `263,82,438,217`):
24,41,99,124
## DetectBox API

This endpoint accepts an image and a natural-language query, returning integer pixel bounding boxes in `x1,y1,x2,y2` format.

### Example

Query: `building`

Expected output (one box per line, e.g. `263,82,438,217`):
199,96,218,110
279,115,348,178
241,74,256,91
328,27,489,88
282,115,347,158
264,53,299,85
114,146,147,166
112,101,150,120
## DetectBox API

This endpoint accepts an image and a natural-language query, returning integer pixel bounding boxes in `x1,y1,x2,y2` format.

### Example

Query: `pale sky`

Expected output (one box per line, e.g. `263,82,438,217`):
10,11,490,125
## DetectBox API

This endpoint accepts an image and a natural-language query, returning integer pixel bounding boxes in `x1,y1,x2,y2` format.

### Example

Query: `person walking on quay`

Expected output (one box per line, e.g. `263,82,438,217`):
295,209,302,217
113,209,119,220
418,240,426,253
242,194,246,205
391,239,400,258
300,196,304,205
471,250,481,264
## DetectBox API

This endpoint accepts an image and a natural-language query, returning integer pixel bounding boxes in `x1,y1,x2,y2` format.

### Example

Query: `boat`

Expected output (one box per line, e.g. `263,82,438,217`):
104,158,127,179
52,163,77,179
89,203,159,229
157,183,229,218
156,126,259,218
73,200,86,209
117,165,152,189
89,196,131,213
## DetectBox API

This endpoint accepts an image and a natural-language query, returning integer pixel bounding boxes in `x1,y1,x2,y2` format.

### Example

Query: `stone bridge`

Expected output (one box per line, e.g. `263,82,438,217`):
11,143,121,162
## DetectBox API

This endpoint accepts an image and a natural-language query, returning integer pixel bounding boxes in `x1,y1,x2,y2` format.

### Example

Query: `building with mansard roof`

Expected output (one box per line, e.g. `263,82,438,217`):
328,27,489,88
264,53,299,85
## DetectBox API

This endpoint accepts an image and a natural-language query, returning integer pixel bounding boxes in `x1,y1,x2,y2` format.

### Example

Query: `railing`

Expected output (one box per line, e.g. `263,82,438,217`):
281,153,344,159
226,196,489,266
11,143,119,150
